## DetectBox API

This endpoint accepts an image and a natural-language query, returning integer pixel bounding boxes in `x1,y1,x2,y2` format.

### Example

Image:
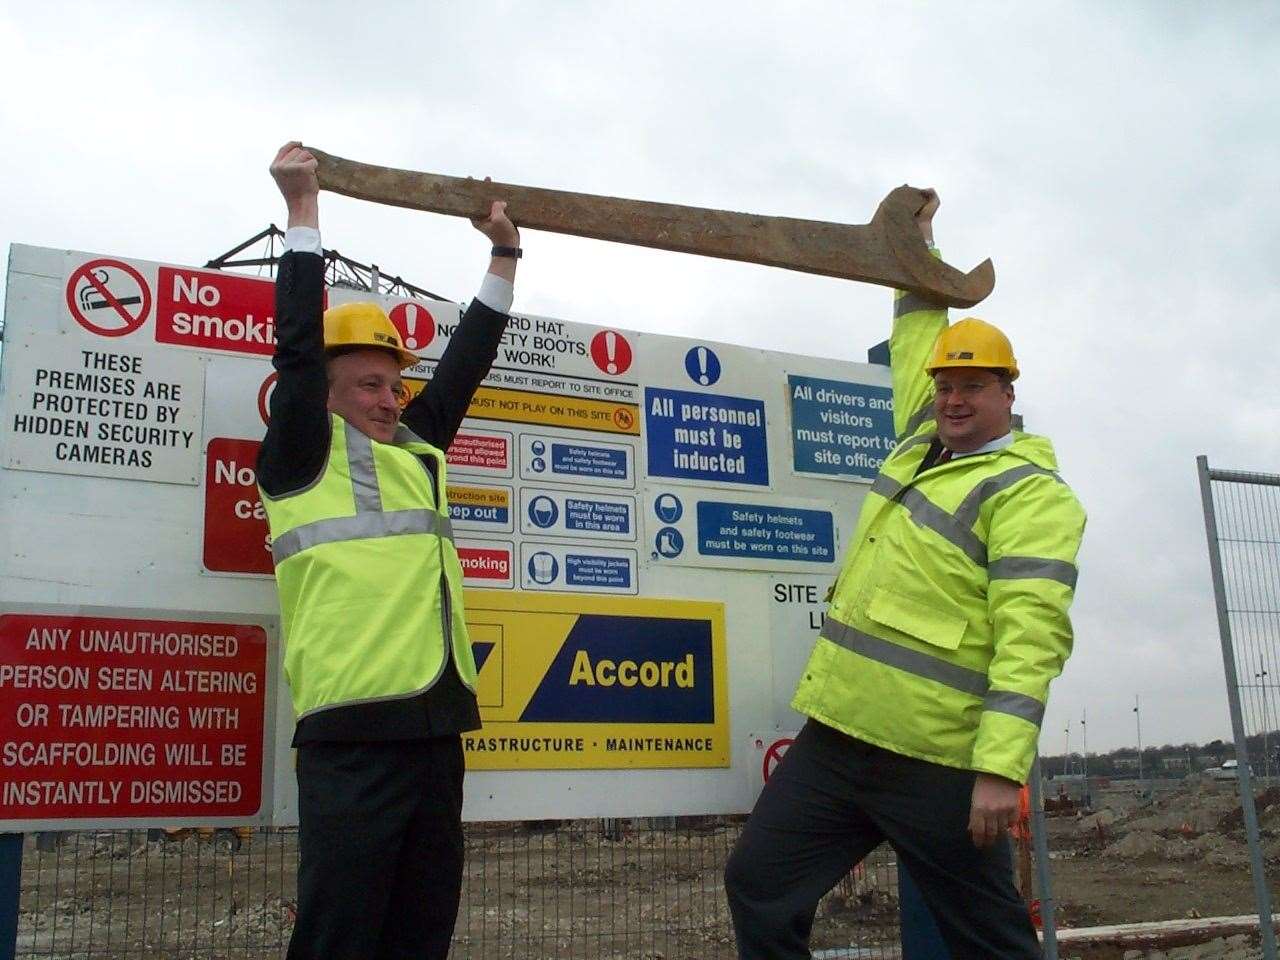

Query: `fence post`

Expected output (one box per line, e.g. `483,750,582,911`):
1196,454,1277,960
1029,755,1058,960
0,833,21,960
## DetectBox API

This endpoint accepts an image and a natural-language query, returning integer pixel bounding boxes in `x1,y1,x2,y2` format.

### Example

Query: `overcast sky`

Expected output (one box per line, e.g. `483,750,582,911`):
3,2,1278,753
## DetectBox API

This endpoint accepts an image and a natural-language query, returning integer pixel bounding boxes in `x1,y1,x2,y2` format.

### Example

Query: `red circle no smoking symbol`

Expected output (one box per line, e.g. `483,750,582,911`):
762,737,795,784
65,259,152,337
389,302,435,353
590,330,632,375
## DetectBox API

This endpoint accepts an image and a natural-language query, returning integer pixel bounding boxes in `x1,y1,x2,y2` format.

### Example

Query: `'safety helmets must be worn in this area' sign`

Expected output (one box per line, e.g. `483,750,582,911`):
0,612,269,828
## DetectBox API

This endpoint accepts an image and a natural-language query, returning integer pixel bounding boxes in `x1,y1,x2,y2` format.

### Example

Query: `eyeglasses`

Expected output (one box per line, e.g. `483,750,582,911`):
934,380,1001,399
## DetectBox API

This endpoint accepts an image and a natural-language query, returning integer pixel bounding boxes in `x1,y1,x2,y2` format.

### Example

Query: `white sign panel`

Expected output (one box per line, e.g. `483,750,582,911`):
2,332,205,484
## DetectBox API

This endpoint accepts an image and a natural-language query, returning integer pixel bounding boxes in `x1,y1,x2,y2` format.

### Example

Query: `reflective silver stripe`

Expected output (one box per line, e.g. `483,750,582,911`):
894,292,941,318
889,432,933,461
271,508,452,565
899,401,936,440
866,475,987,563
988,555,1078,589
870,474,903,500
983,689,1045,727
953,464,1061,529
821,618,988,697
899,488,987,564
345,427,383,513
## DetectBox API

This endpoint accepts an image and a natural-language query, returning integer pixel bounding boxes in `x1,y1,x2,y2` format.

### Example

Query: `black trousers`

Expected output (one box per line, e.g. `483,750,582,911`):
724,720,1040,960
288,737,466,960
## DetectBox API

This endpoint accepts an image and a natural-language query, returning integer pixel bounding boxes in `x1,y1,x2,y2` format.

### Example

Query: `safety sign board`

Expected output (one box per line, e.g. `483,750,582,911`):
457,540,515,589
519,433,635,489
644,491,838,572
407,380,640,437
65,259,152,338
645,387,769,487
447,429,513,479
154,267,284,358
461,591,728,769
1,332,205,485
203,438,272,576
520,488,636,542
448,484,514,532
0,611,269,827
789,374,895,481
520,543,638,595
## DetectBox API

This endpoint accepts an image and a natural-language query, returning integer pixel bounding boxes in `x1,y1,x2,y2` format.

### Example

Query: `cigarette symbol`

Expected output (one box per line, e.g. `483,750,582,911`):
79,269,141,312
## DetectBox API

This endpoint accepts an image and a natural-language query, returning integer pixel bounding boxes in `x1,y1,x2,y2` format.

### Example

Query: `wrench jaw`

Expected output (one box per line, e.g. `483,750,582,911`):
873,186,996,309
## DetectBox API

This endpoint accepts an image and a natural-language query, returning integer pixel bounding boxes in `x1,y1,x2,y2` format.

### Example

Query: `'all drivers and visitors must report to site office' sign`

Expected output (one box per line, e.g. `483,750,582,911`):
788,374,895,482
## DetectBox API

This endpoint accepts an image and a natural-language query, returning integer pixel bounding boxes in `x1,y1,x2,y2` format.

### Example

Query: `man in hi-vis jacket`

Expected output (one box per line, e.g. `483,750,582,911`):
725,189,1085,960
258,142,521,960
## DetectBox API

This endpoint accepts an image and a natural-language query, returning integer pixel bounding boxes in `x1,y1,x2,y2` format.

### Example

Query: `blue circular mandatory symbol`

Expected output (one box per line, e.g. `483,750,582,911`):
655,526,684,558
527,551,559,585
684,345,722,386
531,457,547,473
654,493,683,524
528,495,559,528
531,440,546,456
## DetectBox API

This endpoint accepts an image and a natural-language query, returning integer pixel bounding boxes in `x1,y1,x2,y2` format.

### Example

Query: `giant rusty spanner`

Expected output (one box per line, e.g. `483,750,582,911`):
307,148,994,308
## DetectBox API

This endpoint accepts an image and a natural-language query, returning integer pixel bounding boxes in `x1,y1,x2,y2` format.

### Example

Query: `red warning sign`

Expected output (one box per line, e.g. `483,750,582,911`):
203,438,272,576
762,736,795,783
257,372,278,427
154,267,281,357
65,259,152,338
458,544,514,588
389,301,436,353
447,431,511,473
589,330,633,376
0,612,267,823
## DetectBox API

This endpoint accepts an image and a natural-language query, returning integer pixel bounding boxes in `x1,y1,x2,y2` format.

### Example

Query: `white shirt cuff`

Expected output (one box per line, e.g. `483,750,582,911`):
476,273,514,314
284,226,322,255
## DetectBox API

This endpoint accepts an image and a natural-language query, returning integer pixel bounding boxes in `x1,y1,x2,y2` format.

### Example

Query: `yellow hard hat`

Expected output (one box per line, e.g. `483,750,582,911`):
322,302,418,369
925,317,1019,381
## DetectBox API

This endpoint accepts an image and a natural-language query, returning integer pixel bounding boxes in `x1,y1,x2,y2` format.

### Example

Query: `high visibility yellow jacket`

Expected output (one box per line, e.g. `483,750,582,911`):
791,292,1086,784
260,414,477,720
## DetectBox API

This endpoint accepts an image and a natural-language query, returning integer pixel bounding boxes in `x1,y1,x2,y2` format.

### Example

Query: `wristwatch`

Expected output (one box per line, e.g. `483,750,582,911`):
491,246,522,259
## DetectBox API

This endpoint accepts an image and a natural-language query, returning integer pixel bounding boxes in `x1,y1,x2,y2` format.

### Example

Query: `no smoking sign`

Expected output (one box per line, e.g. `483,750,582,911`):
65,259,152,337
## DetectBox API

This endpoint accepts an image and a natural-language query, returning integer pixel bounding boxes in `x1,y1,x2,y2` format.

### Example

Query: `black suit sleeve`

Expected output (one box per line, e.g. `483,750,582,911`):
256,251,331,498
399,297,509,450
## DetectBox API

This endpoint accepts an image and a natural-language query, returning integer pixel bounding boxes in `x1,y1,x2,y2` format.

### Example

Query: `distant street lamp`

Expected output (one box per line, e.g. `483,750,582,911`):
1134,695,1144,793
1081,709,1090,807
1063,722,1071,775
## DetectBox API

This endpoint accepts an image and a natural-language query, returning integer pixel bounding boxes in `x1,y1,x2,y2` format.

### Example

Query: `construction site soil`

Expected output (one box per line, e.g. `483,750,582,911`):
14,777,1276,959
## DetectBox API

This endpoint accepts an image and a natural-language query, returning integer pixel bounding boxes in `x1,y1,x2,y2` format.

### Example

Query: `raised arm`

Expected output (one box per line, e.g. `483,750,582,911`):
257,142,331,497
889,188,948,440
401,201,520,449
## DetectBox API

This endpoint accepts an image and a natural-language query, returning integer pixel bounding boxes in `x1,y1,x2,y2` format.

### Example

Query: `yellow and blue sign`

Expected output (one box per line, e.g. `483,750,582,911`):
789,374,895,481
461,591,728,769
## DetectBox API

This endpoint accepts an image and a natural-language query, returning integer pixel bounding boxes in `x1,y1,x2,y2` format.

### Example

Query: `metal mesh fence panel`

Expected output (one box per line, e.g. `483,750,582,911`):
16,818,902,959
1197,456,1280,960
